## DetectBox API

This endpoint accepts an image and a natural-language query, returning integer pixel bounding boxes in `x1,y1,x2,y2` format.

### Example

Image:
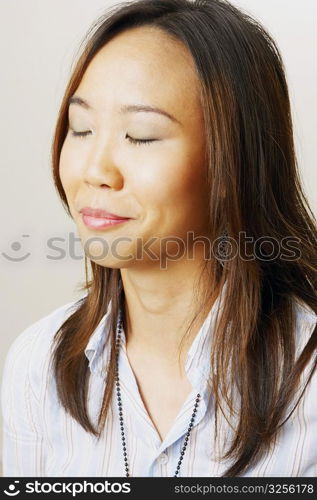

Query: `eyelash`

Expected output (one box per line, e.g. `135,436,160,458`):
71,130,91,138
127,135,156,146
70,130,157,146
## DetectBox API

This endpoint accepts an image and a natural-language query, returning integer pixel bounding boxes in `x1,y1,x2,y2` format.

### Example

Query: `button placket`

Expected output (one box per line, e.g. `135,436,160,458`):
158,452,168,465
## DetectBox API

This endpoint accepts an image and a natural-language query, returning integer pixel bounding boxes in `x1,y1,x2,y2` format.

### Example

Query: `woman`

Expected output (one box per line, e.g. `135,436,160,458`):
2,0,317,477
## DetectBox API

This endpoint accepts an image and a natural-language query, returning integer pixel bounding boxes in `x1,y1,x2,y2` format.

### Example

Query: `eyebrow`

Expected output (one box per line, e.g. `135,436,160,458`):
68,95,181,125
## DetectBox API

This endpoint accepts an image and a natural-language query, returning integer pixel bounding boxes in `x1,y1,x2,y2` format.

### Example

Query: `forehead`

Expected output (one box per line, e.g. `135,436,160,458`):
75,26,202,118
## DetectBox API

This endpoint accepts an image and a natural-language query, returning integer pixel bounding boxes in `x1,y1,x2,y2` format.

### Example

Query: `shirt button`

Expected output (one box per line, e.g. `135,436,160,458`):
158,452,168,464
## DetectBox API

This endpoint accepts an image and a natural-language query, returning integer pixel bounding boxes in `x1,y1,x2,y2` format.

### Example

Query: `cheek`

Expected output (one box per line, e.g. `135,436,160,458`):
58,141,81,198
153,143,209,234
133,151,208,239
141,147,206,209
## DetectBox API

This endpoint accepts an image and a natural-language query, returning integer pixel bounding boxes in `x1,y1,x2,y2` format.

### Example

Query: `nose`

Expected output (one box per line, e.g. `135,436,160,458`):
83,140,124,191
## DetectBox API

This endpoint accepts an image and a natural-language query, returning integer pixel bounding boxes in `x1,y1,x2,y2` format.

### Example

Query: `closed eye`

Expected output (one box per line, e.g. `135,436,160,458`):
70,130,91,138
69,129,158,145
126,134,158,146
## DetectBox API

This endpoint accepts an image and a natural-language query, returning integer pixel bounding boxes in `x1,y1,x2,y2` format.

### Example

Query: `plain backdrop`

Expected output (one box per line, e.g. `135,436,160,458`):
0,0,316,475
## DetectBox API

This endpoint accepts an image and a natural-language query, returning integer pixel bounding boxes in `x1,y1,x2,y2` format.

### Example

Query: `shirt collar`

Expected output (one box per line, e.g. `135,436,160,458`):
84,281,228,379
184,280,227,390
84,299,113,375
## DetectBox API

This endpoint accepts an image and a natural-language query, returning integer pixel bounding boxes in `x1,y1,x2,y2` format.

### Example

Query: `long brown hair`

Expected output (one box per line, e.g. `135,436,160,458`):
51,0,317,476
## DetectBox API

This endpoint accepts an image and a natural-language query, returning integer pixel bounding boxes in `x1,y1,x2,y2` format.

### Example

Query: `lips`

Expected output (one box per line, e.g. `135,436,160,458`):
79,206,132,230
79,207,131,220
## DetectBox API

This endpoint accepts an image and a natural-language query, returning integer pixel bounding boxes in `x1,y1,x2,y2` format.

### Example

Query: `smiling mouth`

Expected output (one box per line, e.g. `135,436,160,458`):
81,213,132,230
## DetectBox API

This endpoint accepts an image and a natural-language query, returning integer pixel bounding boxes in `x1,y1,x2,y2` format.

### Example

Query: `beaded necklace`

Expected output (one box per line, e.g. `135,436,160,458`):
115,308,200,477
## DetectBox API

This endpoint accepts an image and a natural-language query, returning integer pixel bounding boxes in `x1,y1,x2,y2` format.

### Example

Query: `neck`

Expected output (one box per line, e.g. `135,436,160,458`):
120,258,219,366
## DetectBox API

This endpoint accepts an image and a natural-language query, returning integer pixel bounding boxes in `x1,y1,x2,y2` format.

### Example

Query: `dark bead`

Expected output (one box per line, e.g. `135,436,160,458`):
181,451,185,456
121,431,124,436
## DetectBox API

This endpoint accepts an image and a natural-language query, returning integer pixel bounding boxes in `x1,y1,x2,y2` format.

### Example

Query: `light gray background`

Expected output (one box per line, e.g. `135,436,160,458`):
1,0,316,475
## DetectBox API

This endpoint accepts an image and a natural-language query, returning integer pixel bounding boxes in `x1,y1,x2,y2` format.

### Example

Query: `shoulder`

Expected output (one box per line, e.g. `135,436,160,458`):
293,297,317,323
2,297,85,396
293,297,317,354
4,297,84,361
291,297,317,412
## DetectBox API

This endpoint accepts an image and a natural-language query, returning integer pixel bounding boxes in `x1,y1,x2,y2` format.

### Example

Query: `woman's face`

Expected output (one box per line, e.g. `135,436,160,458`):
59,26,209,268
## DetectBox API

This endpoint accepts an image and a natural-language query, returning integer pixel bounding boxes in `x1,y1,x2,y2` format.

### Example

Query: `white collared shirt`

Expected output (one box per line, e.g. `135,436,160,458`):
1,290,317,477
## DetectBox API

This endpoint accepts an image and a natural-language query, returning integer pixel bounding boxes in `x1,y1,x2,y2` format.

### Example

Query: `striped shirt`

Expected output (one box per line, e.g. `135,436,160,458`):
1,290,317,477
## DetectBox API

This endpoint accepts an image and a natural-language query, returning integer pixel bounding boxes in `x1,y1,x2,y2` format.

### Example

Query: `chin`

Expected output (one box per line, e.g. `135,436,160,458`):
88,257,136,269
